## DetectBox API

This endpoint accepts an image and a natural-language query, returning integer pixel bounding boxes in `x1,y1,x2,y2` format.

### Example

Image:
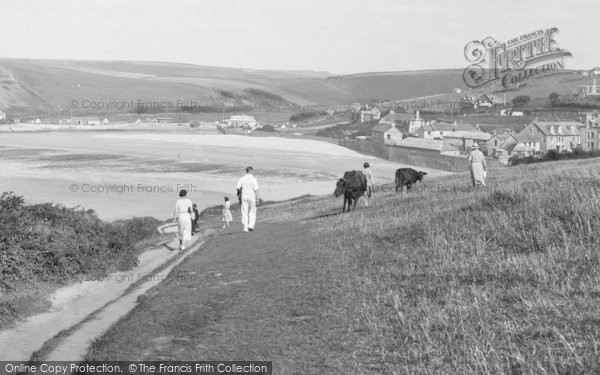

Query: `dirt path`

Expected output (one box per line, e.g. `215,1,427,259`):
0,231,211,361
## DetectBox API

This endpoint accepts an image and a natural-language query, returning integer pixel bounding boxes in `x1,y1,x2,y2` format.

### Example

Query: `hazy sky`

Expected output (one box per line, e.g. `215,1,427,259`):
0,0,597,74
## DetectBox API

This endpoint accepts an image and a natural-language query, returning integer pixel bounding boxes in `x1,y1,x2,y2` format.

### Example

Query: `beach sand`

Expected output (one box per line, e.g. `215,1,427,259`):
0,131,451,220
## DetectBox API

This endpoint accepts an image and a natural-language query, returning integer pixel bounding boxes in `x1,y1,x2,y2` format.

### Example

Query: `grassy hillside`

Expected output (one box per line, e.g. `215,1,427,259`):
0,59,303,117
1,59,597,119
0,60,471,116
83,158,600,373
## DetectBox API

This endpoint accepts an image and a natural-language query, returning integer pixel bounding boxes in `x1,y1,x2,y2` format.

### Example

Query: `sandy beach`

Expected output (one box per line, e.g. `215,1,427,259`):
0,131,450,220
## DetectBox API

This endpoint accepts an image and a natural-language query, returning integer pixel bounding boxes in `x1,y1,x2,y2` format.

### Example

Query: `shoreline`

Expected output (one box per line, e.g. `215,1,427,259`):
0,122,218,133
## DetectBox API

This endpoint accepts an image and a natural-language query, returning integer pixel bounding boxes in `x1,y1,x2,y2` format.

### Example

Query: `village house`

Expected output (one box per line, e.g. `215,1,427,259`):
378,110,425,135
371,122,403,144
378,111,413,132
473,93,500,110
486,130,514,157
360,106,381,122
408,111,426,134
418,121,477,139
498,133,543,158
442,130,493,154
227,114,257,129
520,120,582,152
577,79,600,97
580,120,600,152
71,116,101,125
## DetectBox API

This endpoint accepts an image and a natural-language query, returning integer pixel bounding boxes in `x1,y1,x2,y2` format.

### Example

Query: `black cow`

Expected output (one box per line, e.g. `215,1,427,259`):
395,168,427,193
334,170,367,212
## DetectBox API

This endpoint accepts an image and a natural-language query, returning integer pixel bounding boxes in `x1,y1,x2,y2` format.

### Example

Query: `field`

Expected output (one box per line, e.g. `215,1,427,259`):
0,130,448,220
81,157,600,373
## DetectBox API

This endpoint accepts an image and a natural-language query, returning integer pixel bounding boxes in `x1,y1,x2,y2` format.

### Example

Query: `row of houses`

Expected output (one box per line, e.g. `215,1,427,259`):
351,93,501,123
227,114,257,129
371,109,599,162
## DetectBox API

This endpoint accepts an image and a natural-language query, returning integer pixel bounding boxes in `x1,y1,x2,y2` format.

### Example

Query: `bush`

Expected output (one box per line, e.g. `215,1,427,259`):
510,149,600,166
289,111,327,123
258,124,276,132
0,192,161,291
512,95,531,108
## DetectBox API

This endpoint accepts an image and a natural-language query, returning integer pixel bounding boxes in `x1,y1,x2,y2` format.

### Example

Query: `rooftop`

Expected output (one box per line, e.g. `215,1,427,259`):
371,124,393,133
442,130,492,140
513,133,543,143
424,121,477,132
380,112,415,122
531,121,582,136
395,137,443,151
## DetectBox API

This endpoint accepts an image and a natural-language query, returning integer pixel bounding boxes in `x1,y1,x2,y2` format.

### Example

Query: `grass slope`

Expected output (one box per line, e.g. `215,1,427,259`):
84,158,600,373
2,59,597,117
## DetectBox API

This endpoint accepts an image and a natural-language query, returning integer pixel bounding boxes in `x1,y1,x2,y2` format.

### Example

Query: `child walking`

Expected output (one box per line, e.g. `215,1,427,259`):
222,196,233,228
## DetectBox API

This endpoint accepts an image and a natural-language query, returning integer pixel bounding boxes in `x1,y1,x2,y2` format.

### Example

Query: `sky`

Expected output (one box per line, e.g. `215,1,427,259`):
0,0,598,74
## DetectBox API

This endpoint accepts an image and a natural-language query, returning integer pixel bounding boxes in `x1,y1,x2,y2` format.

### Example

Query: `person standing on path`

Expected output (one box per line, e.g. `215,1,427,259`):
467,143,487,187
173,189,193,250
236,166,260,232
363,162,375,206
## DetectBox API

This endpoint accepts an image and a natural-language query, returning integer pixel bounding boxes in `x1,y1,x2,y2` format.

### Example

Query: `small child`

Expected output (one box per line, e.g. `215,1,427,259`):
222,197,233,228
191,203,199,235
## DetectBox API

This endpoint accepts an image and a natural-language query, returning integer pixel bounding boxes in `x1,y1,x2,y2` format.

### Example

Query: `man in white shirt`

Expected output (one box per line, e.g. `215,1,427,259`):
235,166,260,232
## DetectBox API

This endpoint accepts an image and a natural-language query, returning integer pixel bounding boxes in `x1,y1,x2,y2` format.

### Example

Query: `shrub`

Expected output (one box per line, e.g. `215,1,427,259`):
510,149,600,166
258,124,276,132
289,111,327,123
0,192,161,291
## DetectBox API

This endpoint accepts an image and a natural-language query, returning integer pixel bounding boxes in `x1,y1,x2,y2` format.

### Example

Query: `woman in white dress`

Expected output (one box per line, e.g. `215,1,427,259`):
173,189,193,250
467,143,487,187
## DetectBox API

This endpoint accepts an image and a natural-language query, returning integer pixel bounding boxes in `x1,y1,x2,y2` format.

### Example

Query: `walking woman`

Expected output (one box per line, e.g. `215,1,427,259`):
173,189,193,250
467,143,487,187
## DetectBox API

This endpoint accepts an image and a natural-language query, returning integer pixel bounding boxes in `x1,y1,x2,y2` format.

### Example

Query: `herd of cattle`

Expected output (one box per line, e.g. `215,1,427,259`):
334,168,427,212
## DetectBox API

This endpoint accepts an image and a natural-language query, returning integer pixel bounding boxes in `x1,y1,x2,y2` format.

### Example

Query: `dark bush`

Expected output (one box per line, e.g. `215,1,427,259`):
510,149,600,166
0,192,161,291
258,124,276,132
289,111,327,123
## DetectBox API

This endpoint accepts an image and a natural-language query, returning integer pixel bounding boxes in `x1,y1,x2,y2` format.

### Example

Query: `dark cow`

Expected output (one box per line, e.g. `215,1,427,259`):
395,168,427,193
334,170,367,212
